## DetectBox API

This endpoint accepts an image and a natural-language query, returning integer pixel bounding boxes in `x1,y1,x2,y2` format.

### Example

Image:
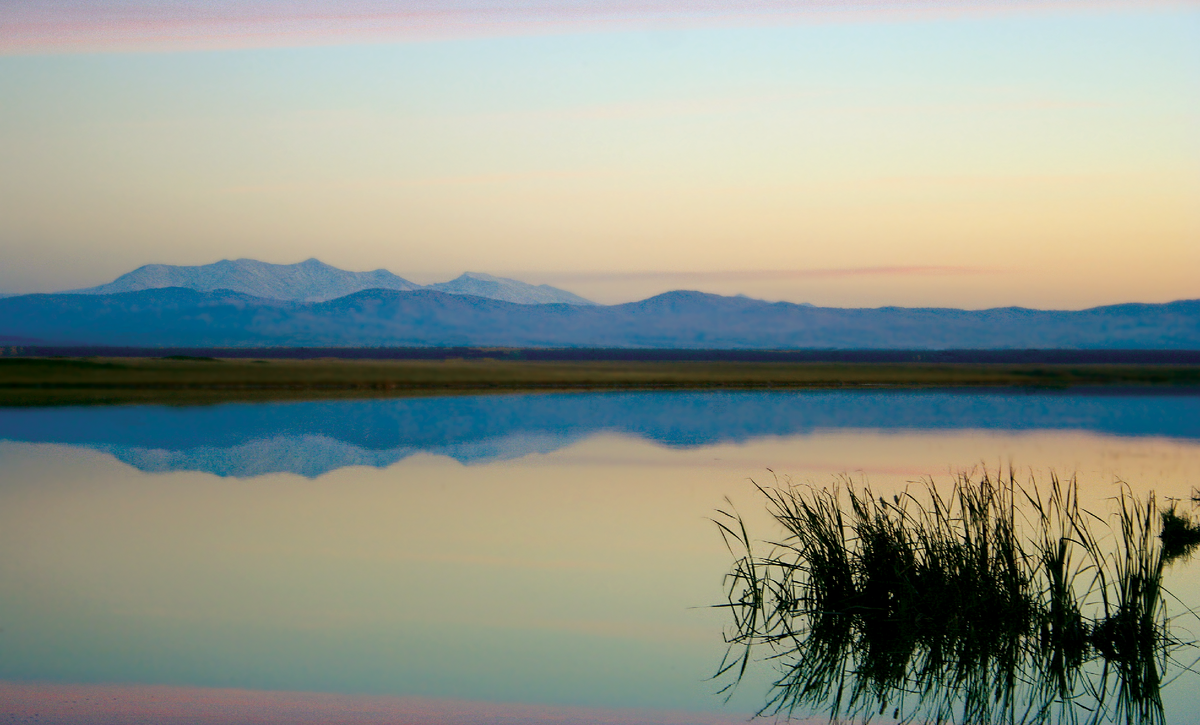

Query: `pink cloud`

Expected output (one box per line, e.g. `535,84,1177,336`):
1,0,1182,55
543,266,999,284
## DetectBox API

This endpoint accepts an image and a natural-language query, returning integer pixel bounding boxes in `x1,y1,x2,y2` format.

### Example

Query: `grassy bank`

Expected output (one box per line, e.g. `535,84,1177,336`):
1,356,1198,406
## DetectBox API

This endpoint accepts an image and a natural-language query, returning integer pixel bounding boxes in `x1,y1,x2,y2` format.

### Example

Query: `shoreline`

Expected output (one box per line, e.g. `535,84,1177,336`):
2,357,1199,406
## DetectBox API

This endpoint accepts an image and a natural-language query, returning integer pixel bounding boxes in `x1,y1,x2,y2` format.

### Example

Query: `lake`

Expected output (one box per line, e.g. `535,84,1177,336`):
2,389,1200,724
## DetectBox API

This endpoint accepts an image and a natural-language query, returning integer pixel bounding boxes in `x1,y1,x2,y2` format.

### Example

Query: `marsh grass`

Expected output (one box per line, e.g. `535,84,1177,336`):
1159,507,1200,565
714,470,1198,724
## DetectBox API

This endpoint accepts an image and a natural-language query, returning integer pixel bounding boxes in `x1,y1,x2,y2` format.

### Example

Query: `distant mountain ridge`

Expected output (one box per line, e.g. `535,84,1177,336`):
429,272,595,306
64,258,595,306
2,286,1198,349
68,258,420,302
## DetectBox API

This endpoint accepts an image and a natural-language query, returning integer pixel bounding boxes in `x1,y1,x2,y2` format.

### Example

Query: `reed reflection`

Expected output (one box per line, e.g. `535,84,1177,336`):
715,471,1200,724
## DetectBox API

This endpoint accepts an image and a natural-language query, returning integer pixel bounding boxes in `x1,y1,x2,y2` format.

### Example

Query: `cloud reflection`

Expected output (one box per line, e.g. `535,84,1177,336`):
0,681,754,725
2,0,1175,54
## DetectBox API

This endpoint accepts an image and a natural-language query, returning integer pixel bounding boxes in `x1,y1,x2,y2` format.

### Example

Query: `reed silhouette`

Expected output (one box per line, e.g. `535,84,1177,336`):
714,470,1200,724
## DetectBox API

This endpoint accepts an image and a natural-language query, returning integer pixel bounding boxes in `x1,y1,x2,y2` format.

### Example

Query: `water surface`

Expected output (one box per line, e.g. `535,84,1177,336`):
2,389,1199,723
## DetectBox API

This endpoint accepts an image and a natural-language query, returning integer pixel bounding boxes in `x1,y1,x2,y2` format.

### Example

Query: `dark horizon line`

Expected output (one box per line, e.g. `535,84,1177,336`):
4,346,1200,365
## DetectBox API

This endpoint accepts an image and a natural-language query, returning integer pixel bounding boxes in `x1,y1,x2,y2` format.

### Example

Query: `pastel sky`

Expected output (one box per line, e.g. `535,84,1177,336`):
0,1,1197,307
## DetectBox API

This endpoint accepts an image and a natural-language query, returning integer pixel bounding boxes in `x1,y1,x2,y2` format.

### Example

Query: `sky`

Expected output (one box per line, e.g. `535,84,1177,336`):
0,1,1197,308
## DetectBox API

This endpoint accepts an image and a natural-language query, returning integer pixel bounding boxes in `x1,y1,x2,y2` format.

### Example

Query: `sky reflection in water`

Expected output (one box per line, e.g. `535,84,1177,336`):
1,390,1200,723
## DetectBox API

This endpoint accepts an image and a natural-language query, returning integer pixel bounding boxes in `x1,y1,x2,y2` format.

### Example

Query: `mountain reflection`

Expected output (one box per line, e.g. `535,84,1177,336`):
715,471,1200,724
1,390,1199,477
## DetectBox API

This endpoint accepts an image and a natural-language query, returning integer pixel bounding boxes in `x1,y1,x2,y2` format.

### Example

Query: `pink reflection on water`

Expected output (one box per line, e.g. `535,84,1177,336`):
0,681,761,725
2,1,1167,55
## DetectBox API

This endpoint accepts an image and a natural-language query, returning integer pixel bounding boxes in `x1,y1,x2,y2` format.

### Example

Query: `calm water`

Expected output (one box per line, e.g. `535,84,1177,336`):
2,389,1200,724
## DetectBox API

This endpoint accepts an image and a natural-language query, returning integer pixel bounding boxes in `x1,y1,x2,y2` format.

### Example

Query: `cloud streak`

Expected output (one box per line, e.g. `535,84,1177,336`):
542,266,999,284
2,0,1183,55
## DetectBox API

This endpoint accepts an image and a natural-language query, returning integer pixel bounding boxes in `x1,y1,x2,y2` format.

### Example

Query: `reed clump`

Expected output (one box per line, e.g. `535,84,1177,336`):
1159,507,1200,565
714,470,1196,724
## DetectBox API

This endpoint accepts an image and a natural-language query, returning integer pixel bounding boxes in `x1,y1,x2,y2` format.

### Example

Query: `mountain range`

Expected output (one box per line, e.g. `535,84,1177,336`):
3,286,1199,349
1,258,1197,349
66,258,596,306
